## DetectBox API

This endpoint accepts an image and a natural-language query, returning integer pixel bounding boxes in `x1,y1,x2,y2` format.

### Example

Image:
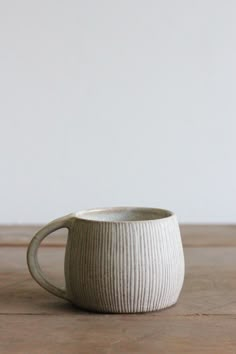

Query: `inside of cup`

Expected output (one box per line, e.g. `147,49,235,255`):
76,207,173,222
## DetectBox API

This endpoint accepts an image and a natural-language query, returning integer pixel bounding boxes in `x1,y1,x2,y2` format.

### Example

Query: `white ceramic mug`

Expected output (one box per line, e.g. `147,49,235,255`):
27,207,185,313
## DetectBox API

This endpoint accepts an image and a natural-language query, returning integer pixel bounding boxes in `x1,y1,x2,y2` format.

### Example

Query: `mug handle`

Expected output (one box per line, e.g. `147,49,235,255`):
27,213,75,300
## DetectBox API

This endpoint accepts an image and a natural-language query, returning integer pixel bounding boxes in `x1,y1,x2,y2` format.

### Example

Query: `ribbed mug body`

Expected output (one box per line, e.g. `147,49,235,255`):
65,213,184,313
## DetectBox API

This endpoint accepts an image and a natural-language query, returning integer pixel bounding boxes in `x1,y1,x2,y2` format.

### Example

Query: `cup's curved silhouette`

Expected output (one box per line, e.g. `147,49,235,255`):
27,207,185,313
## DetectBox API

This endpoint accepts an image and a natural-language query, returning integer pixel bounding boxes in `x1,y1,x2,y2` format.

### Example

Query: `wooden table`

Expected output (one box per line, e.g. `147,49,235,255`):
1,225,236,353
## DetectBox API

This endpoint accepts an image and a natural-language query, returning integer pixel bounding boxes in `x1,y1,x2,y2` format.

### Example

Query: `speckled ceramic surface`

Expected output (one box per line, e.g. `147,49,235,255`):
27,207,185,313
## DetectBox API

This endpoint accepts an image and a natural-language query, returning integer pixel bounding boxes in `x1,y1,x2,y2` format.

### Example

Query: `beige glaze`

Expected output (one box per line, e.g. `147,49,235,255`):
27,207,185,313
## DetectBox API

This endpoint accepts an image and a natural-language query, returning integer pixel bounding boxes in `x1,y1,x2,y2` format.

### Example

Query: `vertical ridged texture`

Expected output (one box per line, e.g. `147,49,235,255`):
65,215,184,313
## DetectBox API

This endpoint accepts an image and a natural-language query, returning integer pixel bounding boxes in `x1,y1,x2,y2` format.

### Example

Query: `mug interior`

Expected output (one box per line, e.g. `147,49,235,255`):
76,207,173,222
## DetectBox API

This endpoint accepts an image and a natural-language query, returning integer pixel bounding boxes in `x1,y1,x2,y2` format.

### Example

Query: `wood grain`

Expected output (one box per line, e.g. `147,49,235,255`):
1,315,236,354
0,225,236,353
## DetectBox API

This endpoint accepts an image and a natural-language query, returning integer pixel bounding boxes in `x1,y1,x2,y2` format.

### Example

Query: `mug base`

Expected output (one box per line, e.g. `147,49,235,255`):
69,300,178,314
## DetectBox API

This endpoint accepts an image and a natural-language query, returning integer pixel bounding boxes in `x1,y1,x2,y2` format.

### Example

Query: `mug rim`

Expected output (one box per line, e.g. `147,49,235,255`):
75,206,175,223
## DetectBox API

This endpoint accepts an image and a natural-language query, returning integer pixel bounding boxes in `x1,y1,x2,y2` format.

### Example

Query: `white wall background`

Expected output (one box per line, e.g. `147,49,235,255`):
0,0,235,224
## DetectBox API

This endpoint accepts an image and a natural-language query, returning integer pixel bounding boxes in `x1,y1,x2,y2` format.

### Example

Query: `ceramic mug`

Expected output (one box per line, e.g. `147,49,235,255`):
27,207,185,313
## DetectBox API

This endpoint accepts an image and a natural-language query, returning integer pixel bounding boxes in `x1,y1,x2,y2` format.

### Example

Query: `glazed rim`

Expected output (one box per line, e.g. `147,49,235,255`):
76,207,174,223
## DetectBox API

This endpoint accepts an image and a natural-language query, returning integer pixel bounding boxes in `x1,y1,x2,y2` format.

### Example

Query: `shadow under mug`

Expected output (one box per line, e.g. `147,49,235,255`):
27,207,185,313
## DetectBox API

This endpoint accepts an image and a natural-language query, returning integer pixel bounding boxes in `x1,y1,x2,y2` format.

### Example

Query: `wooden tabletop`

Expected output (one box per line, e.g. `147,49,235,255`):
0,225,236,353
